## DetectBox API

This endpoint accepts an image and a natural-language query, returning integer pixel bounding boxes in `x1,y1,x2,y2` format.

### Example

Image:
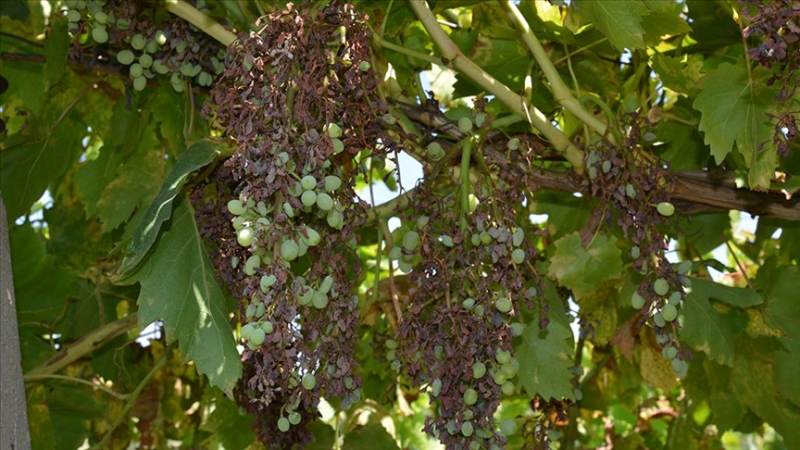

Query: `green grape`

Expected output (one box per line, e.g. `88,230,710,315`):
501,381,515,395
288,411,301,425
301,227,321,246
662,346,678,360
678,260,692,275
495,297,512,313
496,349,511,364
416,216,430,229
331,138,345,154
463,388,478,405
319,275,334,294
462,298,475,309
461,421,474,437
145,39,158,54
137,54,152,68
358,61,371,72
326,123,342,138
249,327,265,346
302,373,316,390
180,63,194,77
426,142,445,160
653,278,669,296
661,304,678,321
631,291,646,309
245,304,256,319
430,378,442,397
439,235,454,247
525,287,538,298
507,137,520,150
491,369,506,386
480,231,492,245
94,11,108,24
316,193,334,211
512,227,524,247
467,193,479,213
116,50,135,65
131,34,146,50
132,76,146,91
282,202,294,217
237,227,254,247
255,303,265,318
470,234,481,246
312,291,328,309
630,246,640,259
301,175,317,190
474,112,486,127
472,362,486,379
170,73,185,92
511,248,525,264
280,239,299,261
324,175,341,192
473,305,484,317
298,288,313,306
155,30,167,45
402,230,420,251
382,113,397,125
227,199,246,215
91,26,108,43
656,201,675,217
626,183,637,198
458,117,473,133
671,358,687,376
327,210,344,229
601,160,612,173
129,63,143,78
510,322,525,336
668,291,681,305
385,339,398,349
297,240,308,258
244,255,261,276
116,18,130,30
152,60,169,74
67,10,81,22
260,274,277,292
653,313,666,327
277,417,290,432
260,321,273,336
288,181,303,197
301,190,317,207
499,419,516,436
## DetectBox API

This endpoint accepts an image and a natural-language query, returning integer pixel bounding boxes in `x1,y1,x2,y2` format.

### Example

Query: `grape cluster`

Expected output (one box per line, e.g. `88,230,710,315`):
202,3,392,447
585,115,691,378
61,0,224,92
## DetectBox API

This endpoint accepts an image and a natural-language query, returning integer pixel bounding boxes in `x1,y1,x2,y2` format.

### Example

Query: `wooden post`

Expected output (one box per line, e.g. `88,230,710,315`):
0,198,32,450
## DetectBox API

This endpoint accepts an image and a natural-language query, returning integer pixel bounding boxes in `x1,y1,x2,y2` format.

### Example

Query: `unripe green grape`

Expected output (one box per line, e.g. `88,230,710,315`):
237,227,254,247
282,202,294,217
656,201,675,217
525,287,538,299
137,53,152,68
668,291,681,305
501,358,519,378
312,291,328,309
154,30,167,45
463,388,478,405
249,327,265,346
473,304,484,317
386,349,396,361
662,304,678,321
382,113,396,125
671,358,687,376
507,137,520,150
439,235,454,247
244,255,261,276
499,419,516,436
510,322,525,336
434,345,444,360
116,50,135,65
491,369,506,385
426,142,445,160
496,349,511,364
653,278,669,296
281,239,299,261
301,190,317,207
458,117,473,133
462,298,475,309
472,362,486,379
331,138,344,154
495,297,512,313
316,193,334,211
298,289,313,306
67,9,81,22
324,175,341,192
132,76,146,91
245,304,256,320
402,230,420,251
653,313,666,327
630,246,640,259
326,123,342,138
501,380,515,395
327,210,343,229
466,193,480,213
259,320,273,335
678,260,692,275
116,18,129,30
260,275,277,292
470,234,481,246
319,275,334,294
461,421,474,437
480,231,492,245
302,373,316,390
197,72,213,87
301,227,321,246
662,346,678,360
151,59,168,74
512,227,524,247
358,61,371,72
255,303,265,318
180,63,194,77
511,248,525,264
626,183,637,198
601,160,612,173
288,411,301,425
277,152,290,165
129,63,143,78
131,34,146,50
277,417,290,432
631,291,645,309
300,175,317,190
91,26,108,43
430,378,442,397
232,216,246,231
170,73,185,93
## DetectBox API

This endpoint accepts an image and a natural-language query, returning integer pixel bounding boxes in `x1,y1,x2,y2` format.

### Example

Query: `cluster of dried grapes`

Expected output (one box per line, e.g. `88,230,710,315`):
586,115,691,377
62,0,225,92
390,128,545,448
199,3,392,447
741,0,800,156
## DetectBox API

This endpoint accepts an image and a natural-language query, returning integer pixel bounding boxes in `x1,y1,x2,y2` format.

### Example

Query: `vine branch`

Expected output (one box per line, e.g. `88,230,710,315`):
164,0,236,46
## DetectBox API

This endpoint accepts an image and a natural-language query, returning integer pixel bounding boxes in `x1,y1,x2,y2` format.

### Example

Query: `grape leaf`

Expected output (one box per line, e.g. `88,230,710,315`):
119,140,218,276
343,421,398,450
577,0,648,50
132,200,241,395
692,63,776,188
43,18,68,88
758,265,800,405
548,232,623,300
680,279,761,365
515,282,575,401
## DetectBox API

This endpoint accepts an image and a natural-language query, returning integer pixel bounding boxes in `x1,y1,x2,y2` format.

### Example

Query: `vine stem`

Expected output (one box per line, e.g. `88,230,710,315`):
459,137,474,230
503,1,608,137
407,0,585,171
24,374,127,400
164,0,236,46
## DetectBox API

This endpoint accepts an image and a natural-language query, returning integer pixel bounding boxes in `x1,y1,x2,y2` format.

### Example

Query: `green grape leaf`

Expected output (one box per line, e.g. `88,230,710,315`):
692,63,777,188
515,282,575,401
119,140,218,276
132,200,241,395
548,232,623,300
576,0,649,50
680,279,761,365
200,390,255,450
758,265,800,405
343,421,399,450
43,18,68,88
